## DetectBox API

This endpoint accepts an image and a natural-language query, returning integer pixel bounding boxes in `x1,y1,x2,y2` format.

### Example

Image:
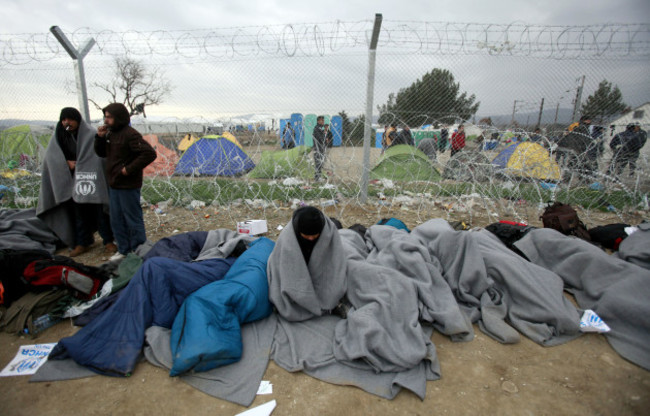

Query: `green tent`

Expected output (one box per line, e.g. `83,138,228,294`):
248,145,313,179
370,144,441,181
0,125,51,165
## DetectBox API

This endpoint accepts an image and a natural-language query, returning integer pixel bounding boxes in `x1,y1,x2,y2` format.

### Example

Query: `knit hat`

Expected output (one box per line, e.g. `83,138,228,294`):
293,206,325,236
59,107,82,123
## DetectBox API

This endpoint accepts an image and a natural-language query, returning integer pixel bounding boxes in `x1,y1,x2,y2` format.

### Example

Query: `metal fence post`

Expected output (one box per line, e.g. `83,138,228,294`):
50,26,95,123
360,14,383,203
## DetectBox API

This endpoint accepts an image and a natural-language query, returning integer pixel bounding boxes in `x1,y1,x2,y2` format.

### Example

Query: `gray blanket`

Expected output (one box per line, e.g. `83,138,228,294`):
36,121,109,247
144,318,277,407
515,228,650,370
0,208,60,252
615,222,650,270
267,216,347,321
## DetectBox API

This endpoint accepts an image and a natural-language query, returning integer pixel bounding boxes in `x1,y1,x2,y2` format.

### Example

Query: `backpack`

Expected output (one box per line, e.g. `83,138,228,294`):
540,202,591,241
22,256,112,300
0,249,53,307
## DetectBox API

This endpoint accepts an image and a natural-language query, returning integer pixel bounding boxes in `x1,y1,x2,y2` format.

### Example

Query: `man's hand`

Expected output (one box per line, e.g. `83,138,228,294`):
67,160,76,170
121,167,128,176
97,125,108,138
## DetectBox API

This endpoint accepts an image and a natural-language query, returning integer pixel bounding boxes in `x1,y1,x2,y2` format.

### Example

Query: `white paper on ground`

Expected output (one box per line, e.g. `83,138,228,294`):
257,380,273,395
580,309,611,333
235,399,277,416
0,343,56,377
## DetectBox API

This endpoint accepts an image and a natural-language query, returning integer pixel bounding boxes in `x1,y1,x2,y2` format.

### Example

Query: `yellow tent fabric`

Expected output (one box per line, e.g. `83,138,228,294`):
221,132,243,149
499,142,561,181
0,168,31,179
567,122,579,132
178,134,199,152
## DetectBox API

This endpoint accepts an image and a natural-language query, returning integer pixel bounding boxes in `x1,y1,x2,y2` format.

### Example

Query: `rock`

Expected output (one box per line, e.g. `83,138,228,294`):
501,380,518,393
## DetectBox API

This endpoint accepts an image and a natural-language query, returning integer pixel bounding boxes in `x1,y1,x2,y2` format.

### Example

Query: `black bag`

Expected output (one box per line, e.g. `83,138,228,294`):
540,202,591,241
588,223,630,250
0,249,53,307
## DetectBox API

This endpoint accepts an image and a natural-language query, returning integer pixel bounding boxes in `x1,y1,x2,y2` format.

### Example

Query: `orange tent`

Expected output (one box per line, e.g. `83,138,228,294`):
142,134,180,177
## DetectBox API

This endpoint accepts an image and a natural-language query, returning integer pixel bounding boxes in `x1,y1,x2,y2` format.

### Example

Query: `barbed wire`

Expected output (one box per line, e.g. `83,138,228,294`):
1,21,649,66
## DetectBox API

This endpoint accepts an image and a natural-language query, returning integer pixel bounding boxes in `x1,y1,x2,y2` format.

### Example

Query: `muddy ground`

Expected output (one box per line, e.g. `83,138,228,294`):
1,202,649,416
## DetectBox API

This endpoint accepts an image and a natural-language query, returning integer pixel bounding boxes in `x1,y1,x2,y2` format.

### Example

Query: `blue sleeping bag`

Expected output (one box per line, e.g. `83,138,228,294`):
169,237,275,376
50,255,235,376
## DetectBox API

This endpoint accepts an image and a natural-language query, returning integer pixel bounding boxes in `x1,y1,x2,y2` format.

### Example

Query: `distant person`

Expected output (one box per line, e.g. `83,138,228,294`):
585,125,606,174
324,123,334,147
37,107,117,257
530,127,543,144
95,103,157,261
439,126,449,152
312,116,327,181
381,123,397,154
608,123,644,177
556,115,592,174
281,122,295,149
450,125,466,157
393,124,414,146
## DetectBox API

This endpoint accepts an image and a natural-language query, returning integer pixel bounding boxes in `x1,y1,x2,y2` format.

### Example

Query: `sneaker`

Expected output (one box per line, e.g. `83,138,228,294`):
104,242,118,254
109,252,126,262
69,245,90,257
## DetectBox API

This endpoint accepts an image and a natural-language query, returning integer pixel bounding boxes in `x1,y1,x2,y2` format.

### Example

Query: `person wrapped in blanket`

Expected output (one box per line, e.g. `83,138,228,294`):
267,206,350,321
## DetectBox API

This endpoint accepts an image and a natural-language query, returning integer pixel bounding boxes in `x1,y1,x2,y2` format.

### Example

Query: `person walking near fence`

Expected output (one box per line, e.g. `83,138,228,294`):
450,125,466,157
281,122,295,149
312,116,329,181
95,103,157,261
37,107,117,257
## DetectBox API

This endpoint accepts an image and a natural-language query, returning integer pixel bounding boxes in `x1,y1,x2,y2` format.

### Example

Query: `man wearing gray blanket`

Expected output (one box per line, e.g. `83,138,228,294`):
37,107,116,256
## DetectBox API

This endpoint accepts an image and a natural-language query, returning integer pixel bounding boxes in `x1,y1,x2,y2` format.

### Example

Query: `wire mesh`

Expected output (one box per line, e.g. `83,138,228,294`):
1,20,649,227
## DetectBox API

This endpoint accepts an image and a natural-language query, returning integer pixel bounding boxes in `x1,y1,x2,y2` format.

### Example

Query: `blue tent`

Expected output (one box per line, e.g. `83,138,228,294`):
175,135,255,176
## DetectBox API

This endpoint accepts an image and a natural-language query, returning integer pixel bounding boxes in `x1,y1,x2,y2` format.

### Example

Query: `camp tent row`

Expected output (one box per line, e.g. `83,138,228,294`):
0,125,562,183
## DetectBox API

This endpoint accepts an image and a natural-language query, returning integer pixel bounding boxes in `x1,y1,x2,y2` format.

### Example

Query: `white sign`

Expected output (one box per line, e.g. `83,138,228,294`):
0,343,56,377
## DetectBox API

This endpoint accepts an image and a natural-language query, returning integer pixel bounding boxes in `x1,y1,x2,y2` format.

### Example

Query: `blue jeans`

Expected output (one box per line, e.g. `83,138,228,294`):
109,188,146,254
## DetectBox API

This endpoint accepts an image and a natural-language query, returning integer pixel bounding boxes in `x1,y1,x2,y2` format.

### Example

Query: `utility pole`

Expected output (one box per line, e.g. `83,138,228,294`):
554,102,560,125
537,98,545,127
50,26,95,123
511,100,518,126
571,75,586,123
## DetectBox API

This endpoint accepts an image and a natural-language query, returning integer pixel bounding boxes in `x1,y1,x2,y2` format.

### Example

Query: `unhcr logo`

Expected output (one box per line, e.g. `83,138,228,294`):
76,171,97,181
75,181,96,196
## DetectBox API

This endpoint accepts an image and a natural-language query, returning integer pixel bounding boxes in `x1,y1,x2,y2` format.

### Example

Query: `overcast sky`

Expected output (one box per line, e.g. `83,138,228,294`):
2,0,649,124
3,0,649,33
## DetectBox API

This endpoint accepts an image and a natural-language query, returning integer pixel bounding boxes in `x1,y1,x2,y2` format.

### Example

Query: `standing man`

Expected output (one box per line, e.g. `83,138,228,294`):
394,124,414,146
281,122,295,149
37,107,116,256
608,123,643,177
556,115,592,175
95,103,157,261
312,116,327,181
450,124,466,157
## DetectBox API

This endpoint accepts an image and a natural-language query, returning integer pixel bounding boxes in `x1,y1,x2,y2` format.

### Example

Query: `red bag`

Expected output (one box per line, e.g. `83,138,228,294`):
22,256,110,300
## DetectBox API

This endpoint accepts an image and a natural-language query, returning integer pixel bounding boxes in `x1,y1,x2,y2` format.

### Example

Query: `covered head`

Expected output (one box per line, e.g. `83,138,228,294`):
59,107,82,123
292,206,325,237
102,103,131,131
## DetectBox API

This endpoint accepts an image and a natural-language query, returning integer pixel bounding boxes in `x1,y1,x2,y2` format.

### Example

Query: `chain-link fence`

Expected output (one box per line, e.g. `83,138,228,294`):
1,20,649,226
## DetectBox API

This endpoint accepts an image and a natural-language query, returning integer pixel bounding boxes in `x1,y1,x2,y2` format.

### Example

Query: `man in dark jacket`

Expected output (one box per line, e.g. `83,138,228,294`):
608,123,643,177
556,115,592,176
94,103,157,260
312,116,327,181
393,124,414,146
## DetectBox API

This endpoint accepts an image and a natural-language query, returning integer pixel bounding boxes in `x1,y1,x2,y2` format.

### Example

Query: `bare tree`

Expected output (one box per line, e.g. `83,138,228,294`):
89,57,172,118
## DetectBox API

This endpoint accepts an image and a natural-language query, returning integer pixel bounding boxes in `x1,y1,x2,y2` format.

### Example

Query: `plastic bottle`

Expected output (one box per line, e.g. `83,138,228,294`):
28,313,59,335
